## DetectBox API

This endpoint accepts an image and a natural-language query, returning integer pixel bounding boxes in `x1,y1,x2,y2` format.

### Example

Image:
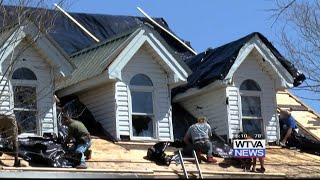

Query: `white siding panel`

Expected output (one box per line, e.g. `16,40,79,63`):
1,44,56,135
233,54,279,142
120,46,173,141
78,82,116,138
179,88,229,137
115,81,130,137
226,86,241,139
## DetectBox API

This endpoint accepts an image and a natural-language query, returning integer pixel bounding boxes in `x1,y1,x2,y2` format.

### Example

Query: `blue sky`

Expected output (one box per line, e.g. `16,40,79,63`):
65,0,319,112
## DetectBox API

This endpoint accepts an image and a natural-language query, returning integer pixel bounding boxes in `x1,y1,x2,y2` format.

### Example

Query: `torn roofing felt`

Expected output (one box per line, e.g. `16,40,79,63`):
0,5,195,60
173,32,306,95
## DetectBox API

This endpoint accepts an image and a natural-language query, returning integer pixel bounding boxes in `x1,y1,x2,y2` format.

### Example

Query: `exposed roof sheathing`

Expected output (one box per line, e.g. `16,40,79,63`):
276,90,320,141
1,138,320,178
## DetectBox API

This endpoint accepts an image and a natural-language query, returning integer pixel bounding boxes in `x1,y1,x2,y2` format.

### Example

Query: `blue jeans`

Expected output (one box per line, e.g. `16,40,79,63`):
75,140,91,164
193,141,213,158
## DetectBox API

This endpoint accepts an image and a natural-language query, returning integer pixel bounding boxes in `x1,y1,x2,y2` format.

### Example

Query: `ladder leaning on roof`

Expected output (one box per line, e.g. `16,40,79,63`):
177,150,203,179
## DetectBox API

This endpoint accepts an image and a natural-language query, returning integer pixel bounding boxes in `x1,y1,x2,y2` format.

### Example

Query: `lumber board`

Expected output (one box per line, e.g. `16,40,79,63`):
2,167,154,174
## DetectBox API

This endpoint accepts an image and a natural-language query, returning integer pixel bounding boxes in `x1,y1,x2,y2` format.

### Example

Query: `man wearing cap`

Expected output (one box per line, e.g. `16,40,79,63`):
184,117,217,163
62,114,91,169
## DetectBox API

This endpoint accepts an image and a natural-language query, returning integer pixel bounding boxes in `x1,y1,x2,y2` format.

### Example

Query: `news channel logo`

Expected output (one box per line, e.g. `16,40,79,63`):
233,139,266,158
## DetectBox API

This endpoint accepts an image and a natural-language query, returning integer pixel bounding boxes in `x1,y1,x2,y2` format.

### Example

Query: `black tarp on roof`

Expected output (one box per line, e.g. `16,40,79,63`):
0,5,194,60
173,32,306,95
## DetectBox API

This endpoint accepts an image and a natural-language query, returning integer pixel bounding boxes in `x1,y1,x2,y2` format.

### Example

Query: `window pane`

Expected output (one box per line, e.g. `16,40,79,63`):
240,79,261,91
130,74,153,86
132,115,153,137
241,96,261,117
242,118,263,135
12,68,37,80
13,86,37,109
14,110,37,134
131,91,153,113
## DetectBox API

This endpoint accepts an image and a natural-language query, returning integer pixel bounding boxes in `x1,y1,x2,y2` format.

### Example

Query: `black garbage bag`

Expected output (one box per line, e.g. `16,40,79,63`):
18,136,78,167
147,142,172,166
287,130,320,155
210,134,233,158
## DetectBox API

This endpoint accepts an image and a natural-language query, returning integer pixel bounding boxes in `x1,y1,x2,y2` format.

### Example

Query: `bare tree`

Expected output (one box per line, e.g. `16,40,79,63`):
0,0,66,139
270,0,320,100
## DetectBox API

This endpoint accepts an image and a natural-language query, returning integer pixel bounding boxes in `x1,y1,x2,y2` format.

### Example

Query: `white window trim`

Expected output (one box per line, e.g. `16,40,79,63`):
240,88,264,135
129,80,158,141
11,79,39,136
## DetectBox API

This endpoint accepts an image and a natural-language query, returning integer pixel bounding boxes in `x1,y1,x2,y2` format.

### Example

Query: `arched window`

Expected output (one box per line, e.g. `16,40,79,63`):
240,79,263,136
240,79,261,91
12,67,37,80
11,68,37,134
130,74,153,86
130,74,154,138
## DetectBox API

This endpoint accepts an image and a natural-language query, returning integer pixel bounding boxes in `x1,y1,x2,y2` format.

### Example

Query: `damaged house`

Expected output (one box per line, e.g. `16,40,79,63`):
173,32,305,143
0,21,74,136
0,6,306,144
0,6,193,141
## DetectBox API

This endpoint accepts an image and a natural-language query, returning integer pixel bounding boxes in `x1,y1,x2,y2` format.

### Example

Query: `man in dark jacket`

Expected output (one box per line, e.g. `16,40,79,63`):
62,114,91,169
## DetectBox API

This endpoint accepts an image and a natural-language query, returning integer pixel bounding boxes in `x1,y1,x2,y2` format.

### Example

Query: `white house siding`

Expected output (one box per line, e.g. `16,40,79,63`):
0,42,56,135
179,88,229,137
119,46,172,141
233,53,279,142
115,81,130,138
78,82,116,138
226,86,241,139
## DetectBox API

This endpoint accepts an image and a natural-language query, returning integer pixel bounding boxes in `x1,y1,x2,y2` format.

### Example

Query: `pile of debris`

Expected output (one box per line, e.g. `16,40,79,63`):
0,96,103,168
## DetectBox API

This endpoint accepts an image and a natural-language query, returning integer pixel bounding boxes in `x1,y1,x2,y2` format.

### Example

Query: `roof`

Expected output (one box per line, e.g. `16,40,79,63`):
173,32,306,94
0,5,194,60
56,24,192,91
2,138,320,178
277,90,320,141
56,28,137,90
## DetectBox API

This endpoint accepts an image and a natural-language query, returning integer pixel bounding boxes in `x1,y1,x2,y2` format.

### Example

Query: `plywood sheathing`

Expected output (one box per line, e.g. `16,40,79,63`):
2,138,320,178
276,90,320,141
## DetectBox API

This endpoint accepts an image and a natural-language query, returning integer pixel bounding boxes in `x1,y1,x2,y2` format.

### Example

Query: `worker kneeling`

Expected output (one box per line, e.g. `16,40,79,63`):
184,117,217,163
62,114,91,169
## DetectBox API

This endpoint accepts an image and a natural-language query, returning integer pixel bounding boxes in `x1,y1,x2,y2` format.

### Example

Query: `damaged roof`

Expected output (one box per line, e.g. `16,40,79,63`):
56,24,192,90
174,32,306,94
277,90,320,141
0,5,195,60
56,28,137,90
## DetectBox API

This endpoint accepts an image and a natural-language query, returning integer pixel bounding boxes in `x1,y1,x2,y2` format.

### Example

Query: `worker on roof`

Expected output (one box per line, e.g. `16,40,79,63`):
279,109,298,147
62,113,91,169
184,116,217,163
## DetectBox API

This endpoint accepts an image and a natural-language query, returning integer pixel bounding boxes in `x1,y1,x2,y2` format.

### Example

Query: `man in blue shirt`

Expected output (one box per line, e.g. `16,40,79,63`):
279,109,298,147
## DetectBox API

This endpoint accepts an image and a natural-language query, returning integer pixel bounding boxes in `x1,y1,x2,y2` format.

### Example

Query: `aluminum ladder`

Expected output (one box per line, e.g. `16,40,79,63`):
177,150,203,179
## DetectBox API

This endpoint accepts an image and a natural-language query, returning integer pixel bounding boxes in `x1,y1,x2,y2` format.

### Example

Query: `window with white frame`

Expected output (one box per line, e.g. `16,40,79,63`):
130,74,154,138
240,79,263,136
11,67,38,134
